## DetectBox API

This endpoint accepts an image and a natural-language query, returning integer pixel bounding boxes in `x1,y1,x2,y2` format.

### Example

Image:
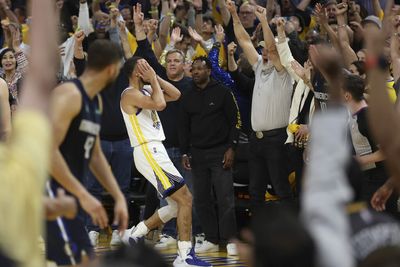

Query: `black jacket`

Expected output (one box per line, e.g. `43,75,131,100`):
179,79,241,154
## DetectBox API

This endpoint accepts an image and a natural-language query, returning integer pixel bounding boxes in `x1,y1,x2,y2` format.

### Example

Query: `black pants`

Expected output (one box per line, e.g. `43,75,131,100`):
286,144,305,197
249,129,292,211
191,145,237,245
361,168,399,220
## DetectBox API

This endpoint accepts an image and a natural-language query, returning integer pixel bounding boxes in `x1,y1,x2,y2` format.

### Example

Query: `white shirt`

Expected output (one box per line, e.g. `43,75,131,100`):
121,86,166,147
251,55,293,131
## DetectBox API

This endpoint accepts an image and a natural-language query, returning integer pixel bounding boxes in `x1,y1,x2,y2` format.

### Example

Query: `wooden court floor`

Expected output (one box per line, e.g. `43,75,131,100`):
94,231,247,267
47,231,247,267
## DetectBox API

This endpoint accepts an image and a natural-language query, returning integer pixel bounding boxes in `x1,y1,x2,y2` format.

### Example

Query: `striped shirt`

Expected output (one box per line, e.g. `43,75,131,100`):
251,55,293,131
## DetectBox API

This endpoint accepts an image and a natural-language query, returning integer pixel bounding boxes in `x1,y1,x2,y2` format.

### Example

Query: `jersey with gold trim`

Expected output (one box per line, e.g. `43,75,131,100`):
121,86,165,147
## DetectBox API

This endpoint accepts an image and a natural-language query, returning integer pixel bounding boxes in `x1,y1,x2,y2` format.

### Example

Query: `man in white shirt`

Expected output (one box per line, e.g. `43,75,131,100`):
227,0,293,210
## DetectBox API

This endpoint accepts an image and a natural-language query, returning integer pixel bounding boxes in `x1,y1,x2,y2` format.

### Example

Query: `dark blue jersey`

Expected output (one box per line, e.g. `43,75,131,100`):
51,79,102,190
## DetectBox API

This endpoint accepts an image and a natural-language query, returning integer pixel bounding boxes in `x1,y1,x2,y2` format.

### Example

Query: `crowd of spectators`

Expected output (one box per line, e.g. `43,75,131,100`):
3,0,400,266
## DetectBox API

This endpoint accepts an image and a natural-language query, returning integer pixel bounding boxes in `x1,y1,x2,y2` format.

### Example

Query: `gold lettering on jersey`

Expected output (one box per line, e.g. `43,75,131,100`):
151,110,161,130
79,120,100,135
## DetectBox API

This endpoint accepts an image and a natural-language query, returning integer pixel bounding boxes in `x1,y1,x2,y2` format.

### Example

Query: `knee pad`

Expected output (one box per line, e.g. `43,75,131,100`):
158,198,178,223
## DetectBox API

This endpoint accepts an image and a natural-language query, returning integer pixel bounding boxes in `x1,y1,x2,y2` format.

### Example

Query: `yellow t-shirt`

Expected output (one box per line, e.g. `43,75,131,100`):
0,111,51,267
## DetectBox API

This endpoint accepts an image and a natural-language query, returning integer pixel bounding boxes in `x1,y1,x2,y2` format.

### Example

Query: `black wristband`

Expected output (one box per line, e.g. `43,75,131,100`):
213,42,221,48
195,9,202,15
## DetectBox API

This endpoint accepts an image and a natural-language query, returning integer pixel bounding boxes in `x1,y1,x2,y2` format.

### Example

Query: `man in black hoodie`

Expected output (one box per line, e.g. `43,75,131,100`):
179,56,241,255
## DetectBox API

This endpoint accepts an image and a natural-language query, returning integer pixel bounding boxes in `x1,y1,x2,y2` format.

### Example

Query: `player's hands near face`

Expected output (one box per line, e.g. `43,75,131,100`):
79,192,109,229
113,196,129,233
223,147,235,169
137,60,157,82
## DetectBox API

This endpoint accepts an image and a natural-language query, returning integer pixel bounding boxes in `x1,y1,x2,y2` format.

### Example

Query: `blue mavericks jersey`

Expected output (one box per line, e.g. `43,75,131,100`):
51,79,102,191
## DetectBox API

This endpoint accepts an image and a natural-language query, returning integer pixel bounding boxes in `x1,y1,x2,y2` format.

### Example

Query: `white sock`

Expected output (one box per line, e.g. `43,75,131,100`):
131,221,149,238
178,241,192,259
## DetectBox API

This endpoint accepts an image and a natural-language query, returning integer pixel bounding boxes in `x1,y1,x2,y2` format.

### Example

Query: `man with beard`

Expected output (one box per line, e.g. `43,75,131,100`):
46,39,128,267
120,57,211,267
179,56,241,255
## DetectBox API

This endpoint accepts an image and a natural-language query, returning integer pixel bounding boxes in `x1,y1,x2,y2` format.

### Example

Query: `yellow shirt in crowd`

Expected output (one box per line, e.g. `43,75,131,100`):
0,111,51,267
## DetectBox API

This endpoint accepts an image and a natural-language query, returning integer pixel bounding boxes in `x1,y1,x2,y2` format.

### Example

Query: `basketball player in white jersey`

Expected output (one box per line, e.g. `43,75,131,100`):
121,57,211,267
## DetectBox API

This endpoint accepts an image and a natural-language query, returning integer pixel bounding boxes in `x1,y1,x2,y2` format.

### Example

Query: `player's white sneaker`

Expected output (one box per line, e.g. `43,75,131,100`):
88,231,99,247
226,243,238,256
110,230,122,246
195,240,219,254
121,225,144,246
173,247,212,267
154,234,177,250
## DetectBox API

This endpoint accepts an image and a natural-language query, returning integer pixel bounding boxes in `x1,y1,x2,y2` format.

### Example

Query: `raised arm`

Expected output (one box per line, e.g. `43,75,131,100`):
226,0,259,66
335,3,357,68
304,45,355,267
157,75,181,101
367,31,400,184
0,0,19,24
147,19,163,59
209,25,236,89
74,31,85,60
134,4,167,77
266,0,275,22
134,3,147,41
78,0,94,36
109,7,121,46
255,5,284,71
217,0,231,26
276,18,298,80
193,0,203,34
117,21,132,59
315,4,340,49
227,41,238,72
159,0,171,50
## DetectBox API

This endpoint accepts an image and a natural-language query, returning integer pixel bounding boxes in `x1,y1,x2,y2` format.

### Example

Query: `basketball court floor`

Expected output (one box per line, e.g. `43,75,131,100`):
95,232,246,267
46,230,246,267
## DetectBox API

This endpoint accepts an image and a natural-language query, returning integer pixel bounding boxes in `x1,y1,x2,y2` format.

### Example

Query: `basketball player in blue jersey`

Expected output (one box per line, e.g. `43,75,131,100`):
120,57,211,267
47,40,128,266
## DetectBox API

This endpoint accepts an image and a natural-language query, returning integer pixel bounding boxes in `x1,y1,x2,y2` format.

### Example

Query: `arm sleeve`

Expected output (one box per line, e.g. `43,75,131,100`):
276,39,299,82
135,39,167,79
225,17,236,45
301,107,355,267
108,26,121,46
73,56,86,77
78,2,94,36
229,69,254,97
209,45,235,90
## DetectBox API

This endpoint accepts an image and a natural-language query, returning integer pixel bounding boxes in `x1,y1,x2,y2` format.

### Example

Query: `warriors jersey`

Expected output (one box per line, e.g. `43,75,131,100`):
121,86,165,147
